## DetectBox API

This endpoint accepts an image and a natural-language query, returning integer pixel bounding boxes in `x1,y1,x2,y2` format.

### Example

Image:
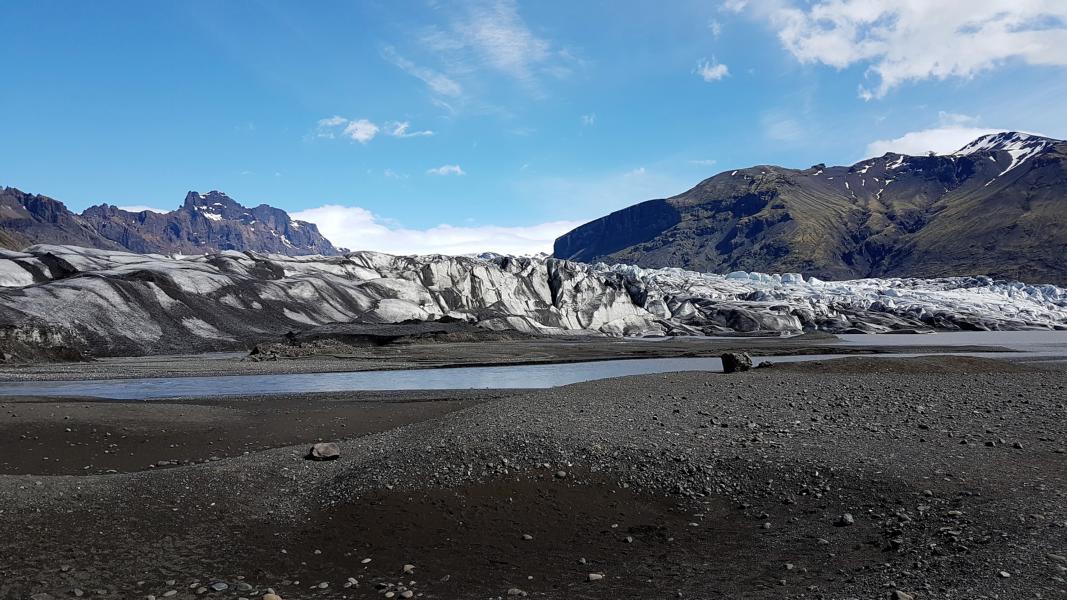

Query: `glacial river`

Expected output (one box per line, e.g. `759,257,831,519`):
0,331,1064,400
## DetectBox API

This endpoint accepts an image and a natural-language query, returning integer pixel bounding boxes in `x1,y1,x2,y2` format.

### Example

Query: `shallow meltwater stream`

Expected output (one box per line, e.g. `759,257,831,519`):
0,331,1065,400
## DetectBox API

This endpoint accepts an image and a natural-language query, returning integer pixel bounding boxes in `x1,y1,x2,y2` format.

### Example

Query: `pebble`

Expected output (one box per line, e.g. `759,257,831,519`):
262,595,283,600
210,582,228,592
403,564,416,574
836,513,855,526
588,573,604,581
507,588,528,596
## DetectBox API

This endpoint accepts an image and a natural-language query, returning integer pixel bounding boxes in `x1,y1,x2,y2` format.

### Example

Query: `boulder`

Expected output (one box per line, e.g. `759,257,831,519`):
308,442,340,461
720,352,753,374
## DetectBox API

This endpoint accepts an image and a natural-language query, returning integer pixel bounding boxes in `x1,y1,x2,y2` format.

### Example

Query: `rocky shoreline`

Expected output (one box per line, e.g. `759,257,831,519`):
1,355,1065,599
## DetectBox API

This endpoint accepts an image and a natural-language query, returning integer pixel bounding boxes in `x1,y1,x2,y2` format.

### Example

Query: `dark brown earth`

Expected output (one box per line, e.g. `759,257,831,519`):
1,355,1065,600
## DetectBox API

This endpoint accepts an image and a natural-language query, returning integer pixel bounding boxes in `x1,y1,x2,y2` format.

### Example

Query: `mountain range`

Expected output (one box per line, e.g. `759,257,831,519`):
0,188,341,256
3,132,1066,284
554,132,1067,285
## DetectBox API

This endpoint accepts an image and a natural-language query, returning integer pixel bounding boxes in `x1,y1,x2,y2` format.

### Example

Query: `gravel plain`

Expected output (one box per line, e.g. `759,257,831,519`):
1,354,1065,599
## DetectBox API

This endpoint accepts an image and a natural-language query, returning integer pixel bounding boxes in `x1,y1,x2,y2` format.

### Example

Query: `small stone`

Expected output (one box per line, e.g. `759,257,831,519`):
262,595,283,600
162,592,178,598
522,534,533,541
1048,553,1067,564
588,573,604,581
998,570,1011,578
308,442,340,461
761,522,772,530
507,588,528,596
361,558,372,564
403,564,416,574
210,582,229,592
835,513,855,527
400,592,414,599
316,582,328,589
555,470,567,479
890,591,914,600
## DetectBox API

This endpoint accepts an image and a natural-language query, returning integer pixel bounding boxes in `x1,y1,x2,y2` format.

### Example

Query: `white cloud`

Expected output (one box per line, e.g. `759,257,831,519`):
118,205,169,214
736,0,1067,98
864,127,1004,158
709,20,723,38
343,119,380,144
695,58,730,82
316,117,433,144
580,113,596,127
427,164,466,176
862,111,1035,157
291,204,579,255
689,159,718,166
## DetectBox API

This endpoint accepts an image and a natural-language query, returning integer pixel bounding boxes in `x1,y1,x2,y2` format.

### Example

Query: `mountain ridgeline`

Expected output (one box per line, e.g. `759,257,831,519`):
554,132,1067,285
0,189,341,256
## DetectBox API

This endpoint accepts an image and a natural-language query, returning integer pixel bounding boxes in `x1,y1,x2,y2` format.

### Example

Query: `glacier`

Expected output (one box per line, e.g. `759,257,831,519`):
0,245,1065,357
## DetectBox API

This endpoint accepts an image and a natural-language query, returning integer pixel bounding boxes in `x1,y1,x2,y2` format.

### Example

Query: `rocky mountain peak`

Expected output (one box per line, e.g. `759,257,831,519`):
1,187,342,256
954,131,1056,156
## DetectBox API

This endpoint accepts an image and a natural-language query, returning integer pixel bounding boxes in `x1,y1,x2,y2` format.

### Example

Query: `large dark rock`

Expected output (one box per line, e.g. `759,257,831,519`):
0,188,342,256
720,352,753,374
554,132,1067,285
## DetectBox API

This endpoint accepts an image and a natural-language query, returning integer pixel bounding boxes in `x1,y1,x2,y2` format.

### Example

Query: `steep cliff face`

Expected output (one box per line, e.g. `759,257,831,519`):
0,188,341,256
554,133,1067,285
0,245,1063,358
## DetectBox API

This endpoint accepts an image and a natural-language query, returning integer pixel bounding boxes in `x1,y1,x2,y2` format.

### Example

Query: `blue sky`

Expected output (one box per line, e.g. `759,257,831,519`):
2,0,1066,254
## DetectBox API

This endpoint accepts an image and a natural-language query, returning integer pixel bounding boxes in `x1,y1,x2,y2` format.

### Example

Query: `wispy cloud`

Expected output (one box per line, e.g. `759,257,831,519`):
315,116,433,144
385,121,434,138
381,45,464,98
761,111,805,142
688,159,718,166
695,58,730,82
385,0,576,111
427,164,466,176
580,113,596,127
422,0,556,86
292,204,578,255
732,0,1067,98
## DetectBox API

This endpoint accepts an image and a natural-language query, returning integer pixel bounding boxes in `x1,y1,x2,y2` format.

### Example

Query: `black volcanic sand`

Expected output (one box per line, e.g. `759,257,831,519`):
1,356,1065,599
0,334,1015,381
0,390,503,476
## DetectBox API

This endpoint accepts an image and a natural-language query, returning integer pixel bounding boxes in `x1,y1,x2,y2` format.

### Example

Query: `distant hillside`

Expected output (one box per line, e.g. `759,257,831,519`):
554,132,1067,285
0,188,341,256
